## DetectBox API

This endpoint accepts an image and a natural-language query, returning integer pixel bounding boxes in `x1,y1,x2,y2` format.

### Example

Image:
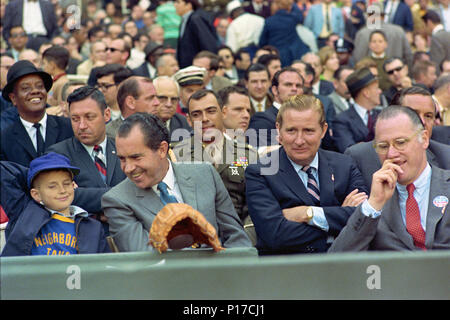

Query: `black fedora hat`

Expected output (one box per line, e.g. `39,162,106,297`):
345,67,378,98
2,60,53,102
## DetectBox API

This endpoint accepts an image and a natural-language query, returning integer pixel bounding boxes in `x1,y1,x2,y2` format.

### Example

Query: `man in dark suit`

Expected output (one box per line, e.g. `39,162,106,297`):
244,63,274,113
2,0,59,51
0,61,73,167
383,0,414,33
248,67,304,149
132,42,164,79
333,68,382,153
301,52,335,96
345,86,450,189
47,86,126,221
330,106,450,251
246,95,368,255
153,76,192,142
174,0,219,68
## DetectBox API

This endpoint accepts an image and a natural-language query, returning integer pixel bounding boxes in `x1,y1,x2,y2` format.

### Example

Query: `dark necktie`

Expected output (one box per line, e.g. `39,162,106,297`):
406,184,426,250
93,145,107,182
366,110,375,141
302,166,320,205
325,4,331,34
157,181,178,205
33,123,44,156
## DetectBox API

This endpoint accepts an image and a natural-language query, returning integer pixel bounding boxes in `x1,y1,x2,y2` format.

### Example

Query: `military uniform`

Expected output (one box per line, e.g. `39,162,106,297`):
171,134,257,225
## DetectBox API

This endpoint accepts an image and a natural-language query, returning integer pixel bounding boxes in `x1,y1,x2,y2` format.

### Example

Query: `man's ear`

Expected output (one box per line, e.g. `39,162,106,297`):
103,107,111,123
125,95,135,110
30,188,42,204
8,92,17,105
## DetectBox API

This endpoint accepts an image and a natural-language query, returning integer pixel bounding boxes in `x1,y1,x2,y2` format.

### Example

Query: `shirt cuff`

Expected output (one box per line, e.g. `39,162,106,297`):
361,199,382,219
308,207,329,232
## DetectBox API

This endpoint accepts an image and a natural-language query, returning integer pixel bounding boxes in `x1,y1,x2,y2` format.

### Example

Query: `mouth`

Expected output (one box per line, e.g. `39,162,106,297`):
29,97,43,104
57,196,69,202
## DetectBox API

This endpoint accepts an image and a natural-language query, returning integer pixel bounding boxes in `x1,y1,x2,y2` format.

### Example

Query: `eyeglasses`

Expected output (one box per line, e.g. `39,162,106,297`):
10,32,27,38
373,129,422,154
386,65,404,75
157,95,180,104
106,47,123,53
96,83,115,90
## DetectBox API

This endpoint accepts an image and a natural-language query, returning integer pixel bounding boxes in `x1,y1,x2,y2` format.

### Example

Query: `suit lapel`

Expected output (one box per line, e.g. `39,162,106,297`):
134,181,163,216
105,138,118,185
172,163,198,209
44,115,59,148
383,189,416,250
12,120,37,158
73,139,106,186
425,167,450,248
317,150,336,206
348,105,369,138
278,148,312,204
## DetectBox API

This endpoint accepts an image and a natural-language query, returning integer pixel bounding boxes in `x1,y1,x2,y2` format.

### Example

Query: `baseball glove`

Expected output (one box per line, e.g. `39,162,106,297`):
149,203,225,253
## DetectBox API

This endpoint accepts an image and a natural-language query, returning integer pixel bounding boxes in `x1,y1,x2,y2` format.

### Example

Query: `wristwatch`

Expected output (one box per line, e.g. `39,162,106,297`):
306,207,314,222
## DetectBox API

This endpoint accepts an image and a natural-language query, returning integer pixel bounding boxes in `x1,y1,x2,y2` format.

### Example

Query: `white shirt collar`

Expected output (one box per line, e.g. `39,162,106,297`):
273,101,282,110
81,136,108,163
432,24,445,35
397,163,431,193
353,102,370,124
45,205,89,219
152,160,176,193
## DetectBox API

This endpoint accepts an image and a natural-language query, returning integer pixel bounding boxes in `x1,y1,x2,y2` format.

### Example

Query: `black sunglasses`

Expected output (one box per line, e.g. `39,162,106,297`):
106,47,123,53
386,65,404,75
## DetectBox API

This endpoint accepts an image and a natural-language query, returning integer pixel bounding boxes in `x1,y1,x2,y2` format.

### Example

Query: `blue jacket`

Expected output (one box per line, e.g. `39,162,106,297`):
2,201,110,256
304,3,345,38
259,5,309,67
245,147,368,255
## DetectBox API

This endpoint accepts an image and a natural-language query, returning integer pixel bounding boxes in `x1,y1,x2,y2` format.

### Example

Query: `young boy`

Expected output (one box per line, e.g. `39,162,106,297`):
366,30,391,91
1,152,110,256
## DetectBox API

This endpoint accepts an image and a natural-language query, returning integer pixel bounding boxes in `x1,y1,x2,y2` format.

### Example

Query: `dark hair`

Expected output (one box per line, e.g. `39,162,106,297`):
116,76,152,112
113,67,134,85
245,63,270,81
257,54,280,68
412,60,437,81
96,64,129,83
187,89,221,111
334,65,354,81
382,57,403,72
61,80,86,102
183,0,201,11
88,25,104,40
117,112,170,150
217,85,249,109
234,48,249,62
42,45,70,70
369,29,387,42
67,86,108,112
272,67,304,88
194,50,220,71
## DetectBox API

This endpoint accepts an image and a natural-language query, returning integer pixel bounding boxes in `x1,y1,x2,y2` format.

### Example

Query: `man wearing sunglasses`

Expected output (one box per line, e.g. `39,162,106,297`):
382,57,412,105
330,106,450,251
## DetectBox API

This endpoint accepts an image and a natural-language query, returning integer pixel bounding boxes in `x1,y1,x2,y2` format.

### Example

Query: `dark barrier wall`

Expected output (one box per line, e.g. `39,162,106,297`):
1,248,449,299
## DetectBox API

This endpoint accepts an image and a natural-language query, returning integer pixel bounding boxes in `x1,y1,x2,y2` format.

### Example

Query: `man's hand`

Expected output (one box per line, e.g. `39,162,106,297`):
282,206,310,223
46,105,64,117
368,159,402,211
342,188,368,207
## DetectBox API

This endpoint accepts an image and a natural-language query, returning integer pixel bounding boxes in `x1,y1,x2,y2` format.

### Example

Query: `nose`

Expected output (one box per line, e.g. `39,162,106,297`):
79,118,88,129
123,160,135,175
385,143,400,159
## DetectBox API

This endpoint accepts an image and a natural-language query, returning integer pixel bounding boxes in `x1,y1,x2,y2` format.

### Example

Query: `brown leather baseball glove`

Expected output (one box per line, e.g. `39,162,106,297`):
149,203,225,253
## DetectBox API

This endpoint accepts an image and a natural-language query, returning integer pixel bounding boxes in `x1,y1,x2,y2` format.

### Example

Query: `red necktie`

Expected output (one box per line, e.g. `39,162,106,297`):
93,145,107,181
406,184,426,250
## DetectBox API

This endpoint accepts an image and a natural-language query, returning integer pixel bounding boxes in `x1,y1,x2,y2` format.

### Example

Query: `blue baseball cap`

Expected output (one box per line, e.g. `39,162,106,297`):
28,152,80,188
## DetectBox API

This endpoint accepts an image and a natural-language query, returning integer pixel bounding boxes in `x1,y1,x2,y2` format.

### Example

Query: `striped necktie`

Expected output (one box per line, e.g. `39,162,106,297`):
93,145,107,182
302,165,320,205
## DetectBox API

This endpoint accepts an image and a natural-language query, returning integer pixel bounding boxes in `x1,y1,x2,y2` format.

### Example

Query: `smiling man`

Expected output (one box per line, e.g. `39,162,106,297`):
47,86,126,224
330,106,450,251
245,94,368,255
101,112,251,252
0,60,73,167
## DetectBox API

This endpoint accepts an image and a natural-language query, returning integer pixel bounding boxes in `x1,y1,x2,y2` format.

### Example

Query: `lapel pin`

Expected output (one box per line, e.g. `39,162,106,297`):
432,195,448,214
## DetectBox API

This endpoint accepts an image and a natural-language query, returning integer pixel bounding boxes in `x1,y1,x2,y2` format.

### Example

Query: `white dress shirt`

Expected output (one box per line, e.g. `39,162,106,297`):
23,0,47,36
20,113,47,151
152,161,184,203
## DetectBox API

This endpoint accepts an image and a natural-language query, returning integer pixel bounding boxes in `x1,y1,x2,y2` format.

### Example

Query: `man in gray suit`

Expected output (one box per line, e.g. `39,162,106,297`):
101,112,251,252
422,10,450,74
345,86,450,189
329,106,450,251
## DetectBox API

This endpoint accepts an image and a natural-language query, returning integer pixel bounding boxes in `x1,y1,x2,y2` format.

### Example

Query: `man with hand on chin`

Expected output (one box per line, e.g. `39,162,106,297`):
329,106,450,251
